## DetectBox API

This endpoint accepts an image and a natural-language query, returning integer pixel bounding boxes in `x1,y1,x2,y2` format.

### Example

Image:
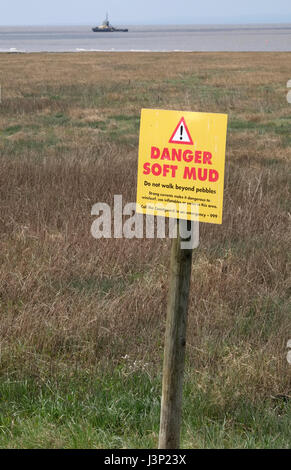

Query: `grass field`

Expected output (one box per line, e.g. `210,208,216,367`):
0,52,290,448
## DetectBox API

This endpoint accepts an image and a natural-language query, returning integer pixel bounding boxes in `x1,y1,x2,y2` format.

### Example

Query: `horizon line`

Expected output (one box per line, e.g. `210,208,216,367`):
1,21,291,27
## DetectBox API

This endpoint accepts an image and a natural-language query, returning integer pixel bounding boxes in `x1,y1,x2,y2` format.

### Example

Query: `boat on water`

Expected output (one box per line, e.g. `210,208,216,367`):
92,13,128,32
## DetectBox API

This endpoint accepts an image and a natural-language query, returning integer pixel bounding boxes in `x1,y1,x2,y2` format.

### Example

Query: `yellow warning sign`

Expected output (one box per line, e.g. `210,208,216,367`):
136,108,228,224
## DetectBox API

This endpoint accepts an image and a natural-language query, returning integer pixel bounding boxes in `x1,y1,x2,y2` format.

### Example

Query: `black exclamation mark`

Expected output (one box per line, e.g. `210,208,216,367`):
180,124,183,140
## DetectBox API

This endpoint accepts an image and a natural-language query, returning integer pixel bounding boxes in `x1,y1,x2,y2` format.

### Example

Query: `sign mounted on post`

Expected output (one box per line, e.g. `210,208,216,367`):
135,107,228,449
136,109,228,224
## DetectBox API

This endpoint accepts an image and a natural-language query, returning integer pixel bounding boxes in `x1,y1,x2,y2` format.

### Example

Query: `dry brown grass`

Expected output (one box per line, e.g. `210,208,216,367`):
0,52,290,404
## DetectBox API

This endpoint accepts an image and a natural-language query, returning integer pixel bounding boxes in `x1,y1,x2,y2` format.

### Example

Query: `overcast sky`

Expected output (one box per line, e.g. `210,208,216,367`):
1,0,291,25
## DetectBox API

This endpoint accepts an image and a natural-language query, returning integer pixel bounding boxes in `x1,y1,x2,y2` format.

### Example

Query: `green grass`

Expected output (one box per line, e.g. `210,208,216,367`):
41,113,71,126
228,117,291,146
1,125,22,136
1,134,59,153
0,369,289,449
165,74,202,87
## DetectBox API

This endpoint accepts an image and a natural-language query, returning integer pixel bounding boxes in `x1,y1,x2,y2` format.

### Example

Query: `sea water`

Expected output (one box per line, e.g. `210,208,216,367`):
0,24,290,53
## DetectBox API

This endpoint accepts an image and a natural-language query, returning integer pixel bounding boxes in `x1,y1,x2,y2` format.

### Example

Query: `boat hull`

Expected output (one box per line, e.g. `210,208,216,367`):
92,27,128,32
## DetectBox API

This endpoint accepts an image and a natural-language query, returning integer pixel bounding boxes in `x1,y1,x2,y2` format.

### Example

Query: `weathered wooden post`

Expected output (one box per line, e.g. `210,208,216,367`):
158,219,196,449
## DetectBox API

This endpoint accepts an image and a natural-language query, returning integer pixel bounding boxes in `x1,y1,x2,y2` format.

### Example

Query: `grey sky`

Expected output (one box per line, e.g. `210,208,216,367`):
1,0,291,25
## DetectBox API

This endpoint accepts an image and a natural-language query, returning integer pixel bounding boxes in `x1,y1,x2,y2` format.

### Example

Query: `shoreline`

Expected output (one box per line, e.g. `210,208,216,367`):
1,49,291,54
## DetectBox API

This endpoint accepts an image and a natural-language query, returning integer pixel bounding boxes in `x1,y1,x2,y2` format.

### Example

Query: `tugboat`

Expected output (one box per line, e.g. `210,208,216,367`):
92,13,128,32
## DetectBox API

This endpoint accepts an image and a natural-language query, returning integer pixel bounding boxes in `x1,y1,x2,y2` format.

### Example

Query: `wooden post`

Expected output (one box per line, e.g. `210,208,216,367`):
158,219,195,449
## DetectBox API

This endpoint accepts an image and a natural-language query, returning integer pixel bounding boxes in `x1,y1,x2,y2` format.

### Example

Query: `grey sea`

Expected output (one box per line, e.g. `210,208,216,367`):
0,24,291,52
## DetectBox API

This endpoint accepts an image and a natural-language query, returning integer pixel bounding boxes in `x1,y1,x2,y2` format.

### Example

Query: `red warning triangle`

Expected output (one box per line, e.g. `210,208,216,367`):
169,117,193,145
